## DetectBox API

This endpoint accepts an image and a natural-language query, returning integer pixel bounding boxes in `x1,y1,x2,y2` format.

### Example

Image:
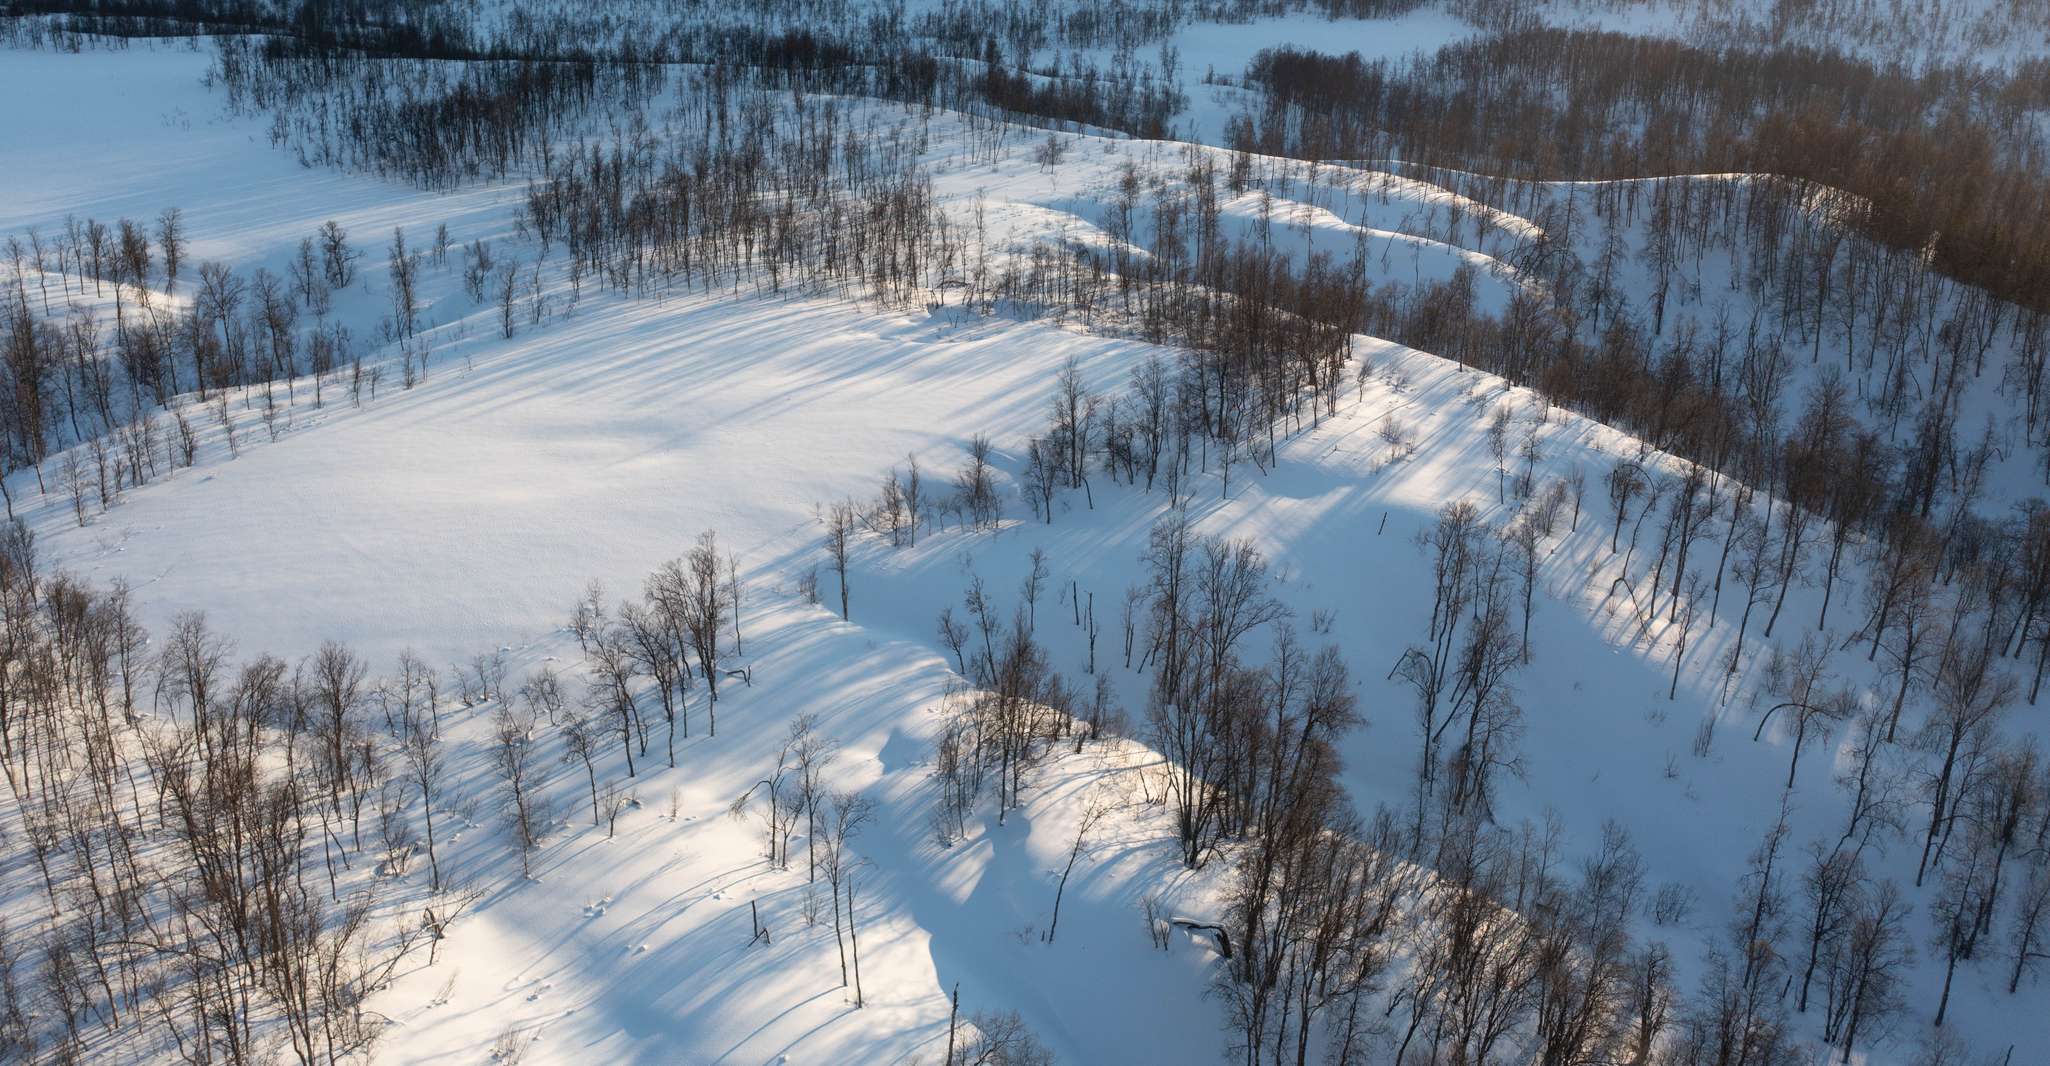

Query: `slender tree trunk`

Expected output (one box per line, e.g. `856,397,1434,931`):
849,875,865,1007
945,983,959,1066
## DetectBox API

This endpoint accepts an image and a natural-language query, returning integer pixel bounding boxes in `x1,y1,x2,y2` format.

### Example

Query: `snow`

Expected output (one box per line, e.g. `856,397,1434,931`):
2,32,2047,1066
40,290,1165,665
1522,0,2050,73
1089,8,1482,142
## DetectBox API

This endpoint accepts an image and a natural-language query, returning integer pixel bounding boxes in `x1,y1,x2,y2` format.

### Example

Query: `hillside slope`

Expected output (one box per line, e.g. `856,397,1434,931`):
1,39,2046,1066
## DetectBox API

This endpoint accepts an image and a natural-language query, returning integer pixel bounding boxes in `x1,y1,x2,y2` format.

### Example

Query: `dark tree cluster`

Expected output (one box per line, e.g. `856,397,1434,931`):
1241,31,2050,316
0,531,500,1066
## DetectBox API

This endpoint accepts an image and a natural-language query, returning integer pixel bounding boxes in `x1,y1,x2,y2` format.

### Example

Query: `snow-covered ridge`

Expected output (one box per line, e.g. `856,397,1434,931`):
1,34,2047,1066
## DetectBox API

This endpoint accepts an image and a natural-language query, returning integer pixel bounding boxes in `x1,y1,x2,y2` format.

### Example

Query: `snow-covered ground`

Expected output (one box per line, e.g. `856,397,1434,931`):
2,33,2048,1066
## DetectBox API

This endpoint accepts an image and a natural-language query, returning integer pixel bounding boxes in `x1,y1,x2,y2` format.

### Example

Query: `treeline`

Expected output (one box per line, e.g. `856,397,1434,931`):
17,0,1193,158
1242,29,2050,314
3,0,480,54
1450,0,2050,71
1048,148,2033,608
206,36,1177,188
1,207,463,524
398,90,1359,463
0,0,1431,171
1034,143,2047,648
6,0,1429,61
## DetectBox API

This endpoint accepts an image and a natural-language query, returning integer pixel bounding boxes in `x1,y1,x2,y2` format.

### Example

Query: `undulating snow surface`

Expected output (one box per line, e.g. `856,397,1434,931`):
2,37,2046,1066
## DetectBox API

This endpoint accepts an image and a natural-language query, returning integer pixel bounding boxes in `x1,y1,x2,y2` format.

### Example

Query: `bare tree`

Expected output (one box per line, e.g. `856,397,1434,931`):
1918,615,2016,884
1605,460,1644,554
823,790,874,991
791,716,837,882
1487,404,1511,502
586,630,643,777
570,579,606,653
1826,880,1914,1061
618,599,684,763
1796,842,1865,1014
1046,789,1113,944
826,500,857,621
521,665,565,726
1020,547,1049,635
1504,518,1540,662
685,531,729,729
937,607,970,674
400,702,448,892
494,703,547,876
956,1009,1054,1066
1929,839,1990,1027
900,454,923,547
318,219,356,288
155,207,185,291
1754,635,1851,789
497,262,520,339
562,710,603,826
2010,854,2050,994
725,549,746,657
731,723,802,868
1024,437,1057,522
388,226,419,337
956,434,1001,530
601,779,631,838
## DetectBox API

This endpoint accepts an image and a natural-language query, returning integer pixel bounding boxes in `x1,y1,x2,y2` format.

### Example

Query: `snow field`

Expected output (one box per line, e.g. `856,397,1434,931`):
1,38,2045,1065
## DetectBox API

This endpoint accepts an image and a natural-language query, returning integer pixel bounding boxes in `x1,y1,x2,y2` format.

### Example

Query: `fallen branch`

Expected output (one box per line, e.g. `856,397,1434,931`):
1170,918,1232,959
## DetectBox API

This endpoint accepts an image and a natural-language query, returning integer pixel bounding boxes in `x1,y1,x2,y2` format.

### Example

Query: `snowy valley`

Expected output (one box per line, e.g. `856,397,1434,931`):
2,3,2050,1065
